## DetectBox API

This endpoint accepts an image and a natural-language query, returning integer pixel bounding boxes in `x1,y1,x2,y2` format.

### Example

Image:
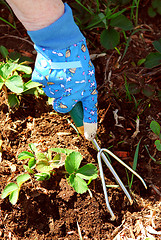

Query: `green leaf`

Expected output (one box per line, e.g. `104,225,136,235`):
0,17,16,29
1,183,18,199
5,63,19,77
1,63,10,79
9,189,19,205
36,161,52,173
129,139,141,188
148,7,157,17
5,75,24,93
145,145,157,162
100,28,120,50
65,152,83,174
107,6,128,20
0,45,9,58
53,153,61,161
85,13,106,29
18,55,34,65
145,52,161,68
8,51,21,62
28,157,36,168
69,174,88,194
16,173,31,188
50,162,64,168
76,163,98,180
16,65,32,74
137,58,146,66
155,140,161,151
153,39,161,53
8,94,19,108
29,143,37,153
36,152,48,162
50,148,74,155
110,14,133,30
18,151,34,160
150,121,161,136
34,172,51,181
23,165,35,174
23,80,42,92
0,78,4,90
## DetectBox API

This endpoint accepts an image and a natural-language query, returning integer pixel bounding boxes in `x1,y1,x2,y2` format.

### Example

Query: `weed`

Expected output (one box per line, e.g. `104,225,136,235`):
150,120,161,151
126,138,141,189
1,144,98,204
144,38,161,68
145,145,161,164
71,0,133,50
130,0,140,26
0,46,42,108
127,79,155,98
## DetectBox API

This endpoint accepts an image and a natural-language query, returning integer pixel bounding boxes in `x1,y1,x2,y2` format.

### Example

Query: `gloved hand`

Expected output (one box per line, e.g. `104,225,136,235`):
28,3,97,140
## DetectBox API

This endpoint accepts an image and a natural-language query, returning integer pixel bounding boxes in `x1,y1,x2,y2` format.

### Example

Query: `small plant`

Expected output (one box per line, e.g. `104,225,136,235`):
127,78,155,98
1,174,31,205
1,144,98,204
0,46,42,108
126,139,141,189
148,0,161,17
65,151,98,193
72,0,133,50
144,38,161,68
150,120,161,151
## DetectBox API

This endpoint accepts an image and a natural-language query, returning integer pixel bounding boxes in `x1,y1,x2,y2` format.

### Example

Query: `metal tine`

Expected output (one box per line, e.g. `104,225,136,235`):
92,139,133,220
98,148,133,205
92,139,147,189
97,151,116,221
102,148,147,189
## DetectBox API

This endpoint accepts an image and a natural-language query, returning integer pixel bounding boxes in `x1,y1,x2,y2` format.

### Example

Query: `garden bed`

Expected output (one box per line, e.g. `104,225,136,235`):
0,1,161,239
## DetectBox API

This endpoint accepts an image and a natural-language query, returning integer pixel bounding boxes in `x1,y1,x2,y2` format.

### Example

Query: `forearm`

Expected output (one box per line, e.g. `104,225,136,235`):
6,0,64,31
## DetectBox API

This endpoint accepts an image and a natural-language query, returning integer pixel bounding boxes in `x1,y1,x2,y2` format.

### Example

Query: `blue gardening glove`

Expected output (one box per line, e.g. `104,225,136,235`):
28,3,97,140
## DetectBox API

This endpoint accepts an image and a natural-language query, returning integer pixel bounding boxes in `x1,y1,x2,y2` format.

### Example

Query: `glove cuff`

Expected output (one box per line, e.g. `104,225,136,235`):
27,3,84,50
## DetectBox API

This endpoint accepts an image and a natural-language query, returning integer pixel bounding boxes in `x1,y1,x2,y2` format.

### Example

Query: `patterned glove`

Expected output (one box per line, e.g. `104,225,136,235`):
28,3,97,140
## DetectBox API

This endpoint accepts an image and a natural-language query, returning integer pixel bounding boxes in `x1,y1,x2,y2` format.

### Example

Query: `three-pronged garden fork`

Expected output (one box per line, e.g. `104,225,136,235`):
69,102,147,220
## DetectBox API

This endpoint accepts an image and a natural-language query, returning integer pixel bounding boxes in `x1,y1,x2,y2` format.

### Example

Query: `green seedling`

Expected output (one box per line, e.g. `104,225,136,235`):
0,46,42,108
127,80,155,98
1,174,31,205
18,143,66,179
150,120,161,151
65,151,98,194
1,144,98,204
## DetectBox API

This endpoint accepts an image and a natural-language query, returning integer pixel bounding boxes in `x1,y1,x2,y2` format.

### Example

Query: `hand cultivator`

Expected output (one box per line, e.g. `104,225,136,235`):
70,102,147,221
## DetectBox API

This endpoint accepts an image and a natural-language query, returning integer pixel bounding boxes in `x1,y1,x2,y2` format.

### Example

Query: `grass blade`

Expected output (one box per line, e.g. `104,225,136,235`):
129,138,141,188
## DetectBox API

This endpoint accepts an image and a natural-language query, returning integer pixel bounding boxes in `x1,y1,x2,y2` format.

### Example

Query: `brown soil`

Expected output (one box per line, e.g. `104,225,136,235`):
0,2,161,240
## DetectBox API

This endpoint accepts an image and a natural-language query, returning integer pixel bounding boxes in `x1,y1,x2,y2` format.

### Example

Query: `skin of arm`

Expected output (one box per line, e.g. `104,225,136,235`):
6,0,64,31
